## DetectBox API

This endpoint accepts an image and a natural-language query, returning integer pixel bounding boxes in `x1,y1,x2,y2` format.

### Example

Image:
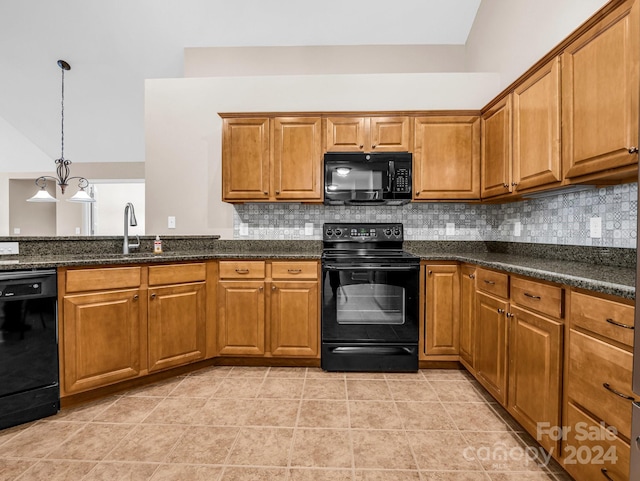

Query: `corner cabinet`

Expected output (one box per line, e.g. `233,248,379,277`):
221,115,323,203
562,0,639,183
413,116,480,200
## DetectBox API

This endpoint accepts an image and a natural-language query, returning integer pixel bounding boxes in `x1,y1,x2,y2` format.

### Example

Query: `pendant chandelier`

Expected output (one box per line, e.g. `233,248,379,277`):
27,60,95,203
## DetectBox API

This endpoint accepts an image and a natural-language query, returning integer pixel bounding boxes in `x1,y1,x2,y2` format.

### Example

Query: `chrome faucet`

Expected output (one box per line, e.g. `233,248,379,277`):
123,202,140,254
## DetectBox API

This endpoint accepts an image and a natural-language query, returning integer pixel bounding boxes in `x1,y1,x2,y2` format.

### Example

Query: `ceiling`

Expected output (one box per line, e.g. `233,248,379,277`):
0,0,481,166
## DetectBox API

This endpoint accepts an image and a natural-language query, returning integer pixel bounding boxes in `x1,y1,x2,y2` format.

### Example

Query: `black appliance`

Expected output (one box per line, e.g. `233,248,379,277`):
324,152,412,206
321,223,420,372
0,270,59,430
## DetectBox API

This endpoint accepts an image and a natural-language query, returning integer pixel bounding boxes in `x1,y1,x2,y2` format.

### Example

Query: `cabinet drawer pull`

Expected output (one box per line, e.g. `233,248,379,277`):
601,468,616,480
150,293,157,300
602,382,635,401
133,294,139,300
287,269,302,274
259,286,263,292
506,312,514,318
469,274,475,279
628,146,639,154
497,308,505,314
484,280,495,285
235,269,250,274
523,292,541,300
272,285,276,291
606,318,634,330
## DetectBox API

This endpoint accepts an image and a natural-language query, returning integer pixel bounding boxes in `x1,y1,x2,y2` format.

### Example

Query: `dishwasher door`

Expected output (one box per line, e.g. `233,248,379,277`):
0,269,59,429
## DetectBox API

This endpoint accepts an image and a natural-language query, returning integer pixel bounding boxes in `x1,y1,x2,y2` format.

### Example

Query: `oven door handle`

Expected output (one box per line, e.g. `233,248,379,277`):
323,265,419,271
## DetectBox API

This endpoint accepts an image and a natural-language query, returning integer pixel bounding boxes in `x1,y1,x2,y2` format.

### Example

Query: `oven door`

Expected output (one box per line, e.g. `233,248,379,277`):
321,263,419,343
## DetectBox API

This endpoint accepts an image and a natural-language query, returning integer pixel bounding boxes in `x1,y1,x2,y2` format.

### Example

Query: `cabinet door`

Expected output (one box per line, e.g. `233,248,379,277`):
513,57,562,192
148,283,206,373
222,118,270,201
475,292,509,405
424,265,460,356
270,281,319,357
481,96,513,199
562,0,639,180
459,265,476,369
62,289,142,394
217,280,265,355
272,117,322,201
413,116,480,200
369,116,411,152
325,117,366,151
507,305,562,454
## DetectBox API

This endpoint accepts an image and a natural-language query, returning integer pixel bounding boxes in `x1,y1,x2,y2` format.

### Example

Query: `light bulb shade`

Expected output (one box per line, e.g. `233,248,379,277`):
68,188,95,203
27,187,58,203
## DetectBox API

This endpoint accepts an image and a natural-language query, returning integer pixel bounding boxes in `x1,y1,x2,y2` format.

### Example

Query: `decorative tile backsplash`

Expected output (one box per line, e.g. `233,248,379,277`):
233,183,637,248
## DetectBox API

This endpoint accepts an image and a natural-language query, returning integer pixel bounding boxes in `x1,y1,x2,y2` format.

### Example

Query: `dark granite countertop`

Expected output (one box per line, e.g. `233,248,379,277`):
0,239,635,300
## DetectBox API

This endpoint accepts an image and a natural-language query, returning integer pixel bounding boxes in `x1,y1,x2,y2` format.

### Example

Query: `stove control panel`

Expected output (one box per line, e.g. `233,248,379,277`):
323,223,403,241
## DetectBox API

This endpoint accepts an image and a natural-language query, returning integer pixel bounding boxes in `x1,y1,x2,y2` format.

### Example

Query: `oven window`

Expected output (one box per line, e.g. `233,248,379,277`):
336,282,405,325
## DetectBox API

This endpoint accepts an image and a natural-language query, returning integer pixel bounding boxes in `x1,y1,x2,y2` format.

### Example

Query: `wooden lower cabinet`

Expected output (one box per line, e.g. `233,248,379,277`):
507,305,563,454
459,265,476,370
148,282,206,372
474,292,509,405
270,281,319,357
217,260,320,358
217,280,266,356
62,289,143,394
423,264,460,358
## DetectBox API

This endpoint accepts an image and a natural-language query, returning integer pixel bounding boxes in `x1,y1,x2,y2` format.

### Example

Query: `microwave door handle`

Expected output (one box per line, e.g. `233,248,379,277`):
388,160,395,192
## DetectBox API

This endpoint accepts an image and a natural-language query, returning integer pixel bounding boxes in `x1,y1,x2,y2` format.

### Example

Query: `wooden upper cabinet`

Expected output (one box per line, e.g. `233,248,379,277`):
369,117,411,152
413,116,480,200
562,0,639,181
222,118,270,201
481,96,513,199
272,117,323,201
325,116,410,152
513,57,562,192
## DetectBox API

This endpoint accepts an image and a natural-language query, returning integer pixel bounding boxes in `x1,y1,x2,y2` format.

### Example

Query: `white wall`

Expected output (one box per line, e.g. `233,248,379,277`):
465,0,610,89
144,73,500,238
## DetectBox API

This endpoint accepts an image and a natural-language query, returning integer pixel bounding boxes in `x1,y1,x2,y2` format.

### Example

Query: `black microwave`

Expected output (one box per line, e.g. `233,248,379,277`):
324,152,412,205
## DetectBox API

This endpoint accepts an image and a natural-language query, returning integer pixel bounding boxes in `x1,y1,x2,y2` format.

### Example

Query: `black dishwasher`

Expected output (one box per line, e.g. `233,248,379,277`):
0,270,59,429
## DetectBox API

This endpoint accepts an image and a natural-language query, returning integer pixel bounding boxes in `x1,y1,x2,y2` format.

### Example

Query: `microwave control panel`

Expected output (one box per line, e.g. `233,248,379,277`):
393,168,411,193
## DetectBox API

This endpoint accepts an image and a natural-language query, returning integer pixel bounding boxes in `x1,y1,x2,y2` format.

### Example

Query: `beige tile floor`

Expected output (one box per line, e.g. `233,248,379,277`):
0,367,574,481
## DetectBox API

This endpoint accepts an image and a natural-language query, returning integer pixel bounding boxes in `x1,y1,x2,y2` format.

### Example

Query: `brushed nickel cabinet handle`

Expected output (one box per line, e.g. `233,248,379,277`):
511,182,518,186
259,286,263,292
497,308,505,314
150,293,156,300
133,294,139,300
263,191,268,195
235,268,250,274
484,280,495,285
503,183,509,188
276,191,280,194
272,285,276,291
506,312,514,318
523,292,541,300
469,274,475,279
628,147,638,154
428,270,433,275
606,318,634,330
602,382,635,401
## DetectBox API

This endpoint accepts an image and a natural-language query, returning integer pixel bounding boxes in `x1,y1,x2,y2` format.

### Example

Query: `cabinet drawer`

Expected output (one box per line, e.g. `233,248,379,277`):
271,261,318,279
567,329,634,439
570,290,635,348
148,263,206,286
511,277,563,319
66,267,142,293
476,268,508,298
563,402,630,481
219,261,266,279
